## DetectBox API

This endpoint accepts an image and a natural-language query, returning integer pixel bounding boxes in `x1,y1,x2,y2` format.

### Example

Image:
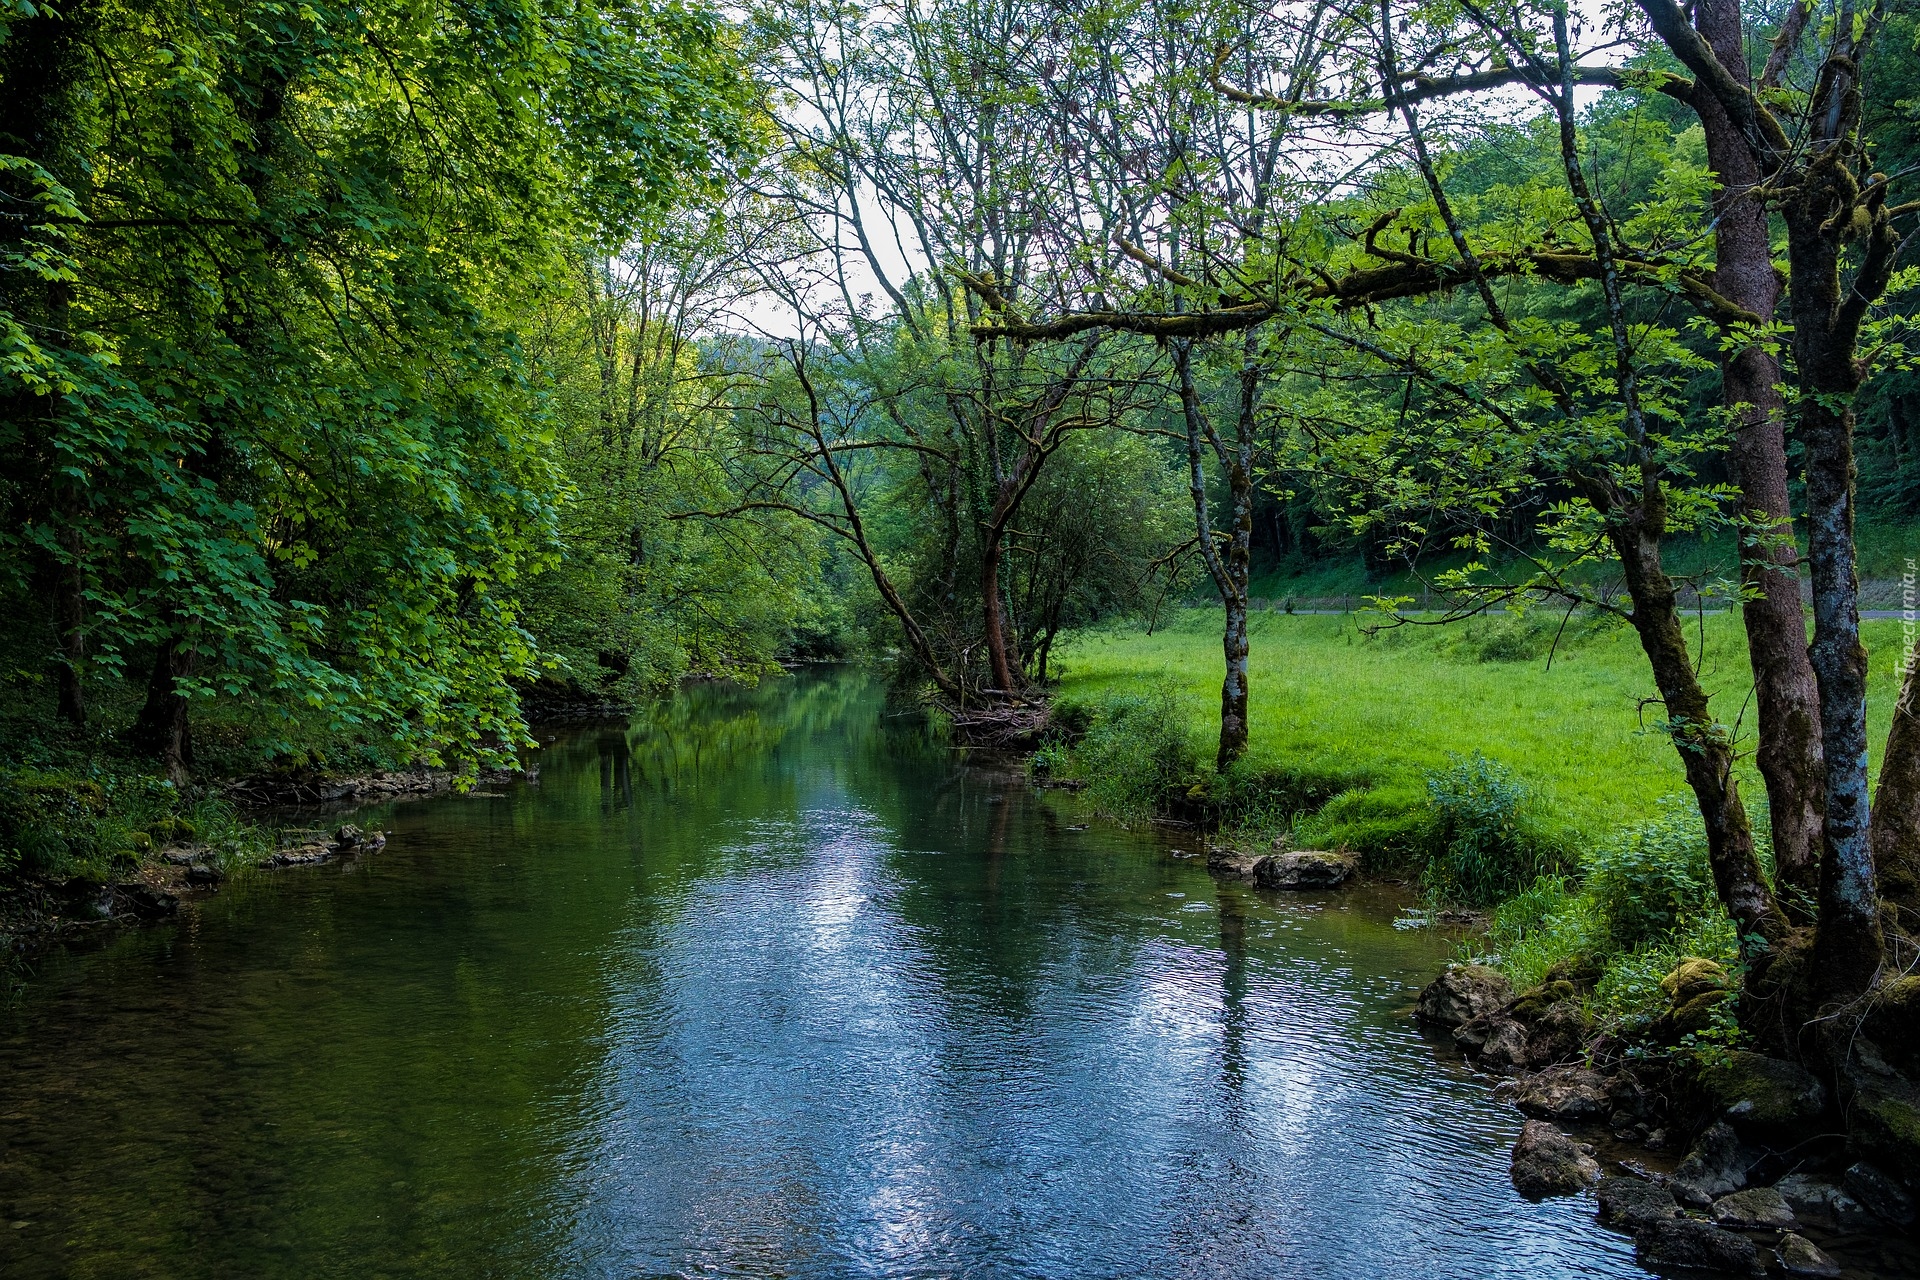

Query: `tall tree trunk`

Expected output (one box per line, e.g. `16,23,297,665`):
1613,511,1789,956
1786,198,1886,999
1175,342,1256,769
132,640,195,787
981,521,1017,694
1217,364,1258,771
1219,595,1250,770
5,6,97,729
1693,0,1824,905
1872,660,1920,923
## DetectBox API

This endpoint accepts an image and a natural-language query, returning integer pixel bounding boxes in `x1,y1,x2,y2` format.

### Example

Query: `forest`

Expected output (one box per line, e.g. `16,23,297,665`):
5,0,1920,1270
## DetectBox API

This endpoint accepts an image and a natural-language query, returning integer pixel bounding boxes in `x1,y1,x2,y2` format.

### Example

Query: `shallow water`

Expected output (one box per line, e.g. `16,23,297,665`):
0,671,1659,1278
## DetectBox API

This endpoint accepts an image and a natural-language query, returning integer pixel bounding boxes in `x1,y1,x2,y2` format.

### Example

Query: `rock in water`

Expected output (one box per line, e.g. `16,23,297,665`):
1773,1174,1870,1232
1710,1186,1795,1230
1205,846,1267,882
1843,1162,1916,1227
1670,1121,1747,1208
1476,1019,1533,1075
1777,1233,1842,1278
1504,1065,1611,1123
1698,1050,1827,1133
1253,849,1357,890
1595,1176,1679,1232
1634,1219,1759,1273
113,883,179,919
1417,965,1513,1028
1510,1120,1601,1199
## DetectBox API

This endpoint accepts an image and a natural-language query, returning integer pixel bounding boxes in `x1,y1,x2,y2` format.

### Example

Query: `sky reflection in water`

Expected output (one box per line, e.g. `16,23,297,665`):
0,670,1642,1279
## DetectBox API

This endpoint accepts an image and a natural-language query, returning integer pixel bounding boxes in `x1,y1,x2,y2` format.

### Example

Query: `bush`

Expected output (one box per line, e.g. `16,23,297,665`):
1423,753,1558,906
1074,689,1196,822
1589,909,1739,1032
1586,799,1720,949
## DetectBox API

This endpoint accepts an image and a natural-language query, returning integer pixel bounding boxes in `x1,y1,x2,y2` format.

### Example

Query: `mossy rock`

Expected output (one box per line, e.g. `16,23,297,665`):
1844,1066,1920,1183
1668,989,1731,1036
1650,958,1733,1042
1698,1050,1826,1132
1661,957,1729,1003
147,816,197,843
1541,954,1604,994
1511,979,1580,1022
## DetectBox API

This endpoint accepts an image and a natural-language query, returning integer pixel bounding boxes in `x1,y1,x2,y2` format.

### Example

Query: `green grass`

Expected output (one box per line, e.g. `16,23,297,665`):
1054,607,1913,851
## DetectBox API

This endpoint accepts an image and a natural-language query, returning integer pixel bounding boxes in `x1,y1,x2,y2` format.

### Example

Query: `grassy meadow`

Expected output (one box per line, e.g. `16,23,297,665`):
1053,607,1914,856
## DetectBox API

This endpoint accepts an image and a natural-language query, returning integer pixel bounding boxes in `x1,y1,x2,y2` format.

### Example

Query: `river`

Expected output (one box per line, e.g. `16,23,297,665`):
0,669,1653,1278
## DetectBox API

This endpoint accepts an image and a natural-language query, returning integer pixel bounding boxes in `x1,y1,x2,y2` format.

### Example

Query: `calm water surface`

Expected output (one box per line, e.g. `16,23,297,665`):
0,671,1650,1279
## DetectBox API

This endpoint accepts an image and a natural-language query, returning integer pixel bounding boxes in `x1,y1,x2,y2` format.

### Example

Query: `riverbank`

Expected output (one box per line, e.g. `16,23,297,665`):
0,759,535,984
1040,608,1920,1273
1051,609,1910,849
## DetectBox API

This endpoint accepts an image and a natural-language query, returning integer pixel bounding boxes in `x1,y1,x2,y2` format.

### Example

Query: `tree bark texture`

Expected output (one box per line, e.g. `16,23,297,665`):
1613,512,1789,955
1785,196,1886,998
132,640,196,787
1693,0,1824,906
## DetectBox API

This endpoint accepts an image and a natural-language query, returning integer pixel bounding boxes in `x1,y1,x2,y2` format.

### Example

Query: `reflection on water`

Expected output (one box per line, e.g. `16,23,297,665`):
1,670,1648,1278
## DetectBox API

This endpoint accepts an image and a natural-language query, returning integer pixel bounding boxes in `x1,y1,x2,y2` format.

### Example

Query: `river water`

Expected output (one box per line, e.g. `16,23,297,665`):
0,670,1654,1278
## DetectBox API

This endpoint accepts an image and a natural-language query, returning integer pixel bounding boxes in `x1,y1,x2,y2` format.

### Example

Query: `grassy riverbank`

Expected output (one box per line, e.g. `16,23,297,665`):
1048,607,1914,1020
1055,608,1911,851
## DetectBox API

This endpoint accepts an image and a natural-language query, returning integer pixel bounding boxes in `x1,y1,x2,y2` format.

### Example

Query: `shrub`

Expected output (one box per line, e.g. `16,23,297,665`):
1589,909,1739,1033
1044,696,1096,744
1586,799,1720,949
1423,753,1557,906
1074,689,1196,822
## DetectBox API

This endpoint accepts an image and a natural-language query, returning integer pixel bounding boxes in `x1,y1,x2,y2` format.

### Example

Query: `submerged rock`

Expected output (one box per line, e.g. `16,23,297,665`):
1777,1233,1843,1278
1504,1065,1612,1124
267,843,333,867
1510,1119,1600,1199
1670,1121,1747,1208
1699,1050,1826,1133
1709,1185,1795,1230
1595,1175,1679,1232
1417,965,1513,1029
1634,1219,1759,1273
1253,849,1356,890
